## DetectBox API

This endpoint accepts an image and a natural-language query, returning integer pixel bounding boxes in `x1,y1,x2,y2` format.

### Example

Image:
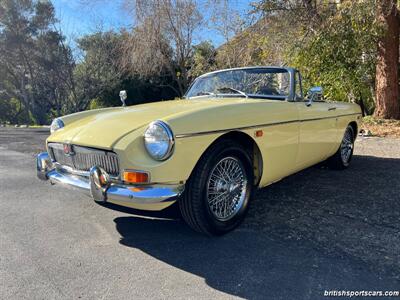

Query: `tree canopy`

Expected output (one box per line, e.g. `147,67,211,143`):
0,0,74,124
0,0,399,124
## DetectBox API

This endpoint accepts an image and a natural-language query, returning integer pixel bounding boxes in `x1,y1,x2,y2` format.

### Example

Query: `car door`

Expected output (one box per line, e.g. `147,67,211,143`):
293,72,338,169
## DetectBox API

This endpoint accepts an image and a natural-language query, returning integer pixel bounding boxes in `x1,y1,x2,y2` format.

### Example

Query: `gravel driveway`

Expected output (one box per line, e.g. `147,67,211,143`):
1,127,399,299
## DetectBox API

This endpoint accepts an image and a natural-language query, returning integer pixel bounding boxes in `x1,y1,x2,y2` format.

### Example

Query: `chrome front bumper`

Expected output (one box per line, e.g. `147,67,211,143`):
36,152,184,211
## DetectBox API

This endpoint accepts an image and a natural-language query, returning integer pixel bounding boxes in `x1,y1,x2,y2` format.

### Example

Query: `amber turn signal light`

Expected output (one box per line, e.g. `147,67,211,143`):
255,130,263,137
123,170,149,184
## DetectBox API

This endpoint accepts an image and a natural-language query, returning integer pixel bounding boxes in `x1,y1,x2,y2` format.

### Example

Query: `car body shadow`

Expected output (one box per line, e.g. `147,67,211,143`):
109,155,400,298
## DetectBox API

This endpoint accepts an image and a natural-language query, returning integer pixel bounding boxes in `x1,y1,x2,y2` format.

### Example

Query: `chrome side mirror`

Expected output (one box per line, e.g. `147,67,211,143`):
306,86,323,106
119,90,127,107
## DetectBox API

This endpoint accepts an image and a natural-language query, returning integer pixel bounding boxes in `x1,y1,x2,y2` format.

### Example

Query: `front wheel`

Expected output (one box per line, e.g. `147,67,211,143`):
327,125,355,170
179,140,254,235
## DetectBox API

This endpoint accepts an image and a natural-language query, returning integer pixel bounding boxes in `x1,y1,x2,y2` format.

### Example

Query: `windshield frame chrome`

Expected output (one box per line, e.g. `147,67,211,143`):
185,66,297,101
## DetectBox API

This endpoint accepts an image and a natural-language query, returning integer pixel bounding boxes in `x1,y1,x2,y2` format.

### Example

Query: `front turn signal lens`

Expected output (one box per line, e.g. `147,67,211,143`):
123,170,149,184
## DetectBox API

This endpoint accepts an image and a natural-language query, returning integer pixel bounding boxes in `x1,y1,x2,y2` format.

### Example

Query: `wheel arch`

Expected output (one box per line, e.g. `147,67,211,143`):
192,131,263,187
349,121,358,138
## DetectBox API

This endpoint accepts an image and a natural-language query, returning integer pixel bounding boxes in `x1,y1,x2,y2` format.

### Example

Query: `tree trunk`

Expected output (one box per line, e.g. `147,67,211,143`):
374,0,400,119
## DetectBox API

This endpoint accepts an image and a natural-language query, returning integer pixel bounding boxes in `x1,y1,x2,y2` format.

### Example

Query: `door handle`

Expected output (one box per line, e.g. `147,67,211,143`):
328,107,336,111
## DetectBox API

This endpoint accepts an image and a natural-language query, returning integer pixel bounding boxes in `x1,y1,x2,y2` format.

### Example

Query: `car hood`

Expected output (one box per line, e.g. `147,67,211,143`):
47,98,252,149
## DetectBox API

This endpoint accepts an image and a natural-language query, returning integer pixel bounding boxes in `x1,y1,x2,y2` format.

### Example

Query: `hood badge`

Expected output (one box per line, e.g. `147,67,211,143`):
63,144,75,156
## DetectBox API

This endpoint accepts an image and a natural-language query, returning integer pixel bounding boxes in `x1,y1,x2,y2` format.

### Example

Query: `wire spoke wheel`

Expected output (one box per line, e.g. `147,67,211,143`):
340,127,354,164
206,156,248,221
179,140,254,235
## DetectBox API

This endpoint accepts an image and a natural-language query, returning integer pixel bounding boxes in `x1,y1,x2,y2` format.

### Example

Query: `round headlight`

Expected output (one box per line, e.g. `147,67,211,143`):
50,118,64,133
144,121,174,161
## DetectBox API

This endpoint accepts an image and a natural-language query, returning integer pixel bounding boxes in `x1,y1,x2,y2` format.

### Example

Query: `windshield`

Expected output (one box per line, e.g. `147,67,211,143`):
186,68,290,100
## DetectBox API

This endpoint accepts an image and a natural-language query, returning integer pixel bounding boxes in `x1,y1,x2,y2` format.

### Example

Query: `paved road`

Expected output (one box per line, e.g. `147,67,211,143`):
1,128,399,299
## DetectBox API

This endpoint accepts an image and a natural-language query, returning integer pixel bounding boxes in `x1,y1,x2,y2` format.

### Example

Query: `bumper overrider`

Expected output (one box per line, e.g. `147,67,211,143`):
36,152,184,211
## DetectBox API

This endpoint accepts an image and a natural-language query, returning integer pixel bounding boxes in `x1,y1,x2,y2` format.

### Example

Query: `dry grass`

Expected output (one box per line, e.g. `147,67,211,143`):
360,116,400,138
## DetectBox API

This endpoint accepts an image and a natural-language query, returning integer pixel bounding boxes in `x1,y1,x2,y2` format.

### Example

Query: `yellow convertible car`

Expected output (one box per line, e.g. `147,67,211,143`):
37,67,362,235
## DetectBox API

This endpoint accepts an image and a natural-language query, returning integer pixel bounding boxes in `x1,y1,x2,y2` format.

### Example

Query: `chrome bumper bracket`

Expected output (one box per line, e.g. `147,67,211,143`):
89,166,110,203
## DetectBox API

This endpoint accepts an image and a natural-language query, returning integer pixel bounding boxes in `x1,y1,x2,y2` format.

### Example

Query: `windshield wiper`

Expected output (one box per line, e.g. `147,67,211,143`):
195,91,215,96
216,87,248,98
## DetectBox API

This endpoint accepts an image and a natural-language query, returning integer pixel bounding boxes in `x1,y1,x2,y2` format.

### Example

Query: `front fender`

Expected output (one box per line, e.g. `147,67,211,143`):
113,126,223,184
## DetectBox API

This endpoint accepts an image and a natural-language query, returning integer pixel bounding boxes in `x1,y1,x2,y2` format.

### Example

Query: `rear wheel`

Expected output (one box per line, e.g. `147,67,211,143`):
179,140,254,235
327,125,355,170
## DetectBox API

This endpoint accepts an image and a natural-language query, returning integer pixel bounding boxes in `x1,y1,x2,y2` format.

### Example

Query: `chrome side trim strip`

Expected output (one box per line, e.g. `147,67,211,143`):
175,120,299,138
175,113,361,138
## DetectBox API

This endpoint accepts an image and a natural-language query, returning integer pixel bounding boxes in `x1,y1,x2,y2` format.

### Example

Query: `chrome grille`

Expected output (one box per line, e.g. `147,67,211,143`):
48,143,119,176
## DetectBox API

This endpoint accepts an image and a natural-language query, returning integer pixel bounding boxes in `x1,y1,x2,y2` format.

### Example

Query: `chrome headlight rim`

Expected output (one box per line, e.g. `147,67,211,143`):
144,120,175,161
50,118,64,133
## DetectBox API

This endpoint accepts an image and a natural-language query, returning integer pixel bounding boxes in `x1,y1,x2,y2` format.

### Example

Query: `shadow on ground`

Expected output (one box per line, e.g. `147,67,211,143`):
107,155,400,298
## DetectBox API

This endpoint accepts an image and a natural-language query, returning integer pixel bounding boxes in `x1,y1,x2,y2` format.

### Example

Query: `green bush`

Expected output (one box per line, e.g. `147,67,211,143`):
0,98,34,125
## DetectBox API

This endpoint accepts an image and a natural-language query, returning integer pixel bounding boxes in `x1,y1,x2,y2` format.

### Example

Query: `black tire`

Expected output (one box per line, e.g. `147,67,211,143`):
327,125,355,170
179,140,254,236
